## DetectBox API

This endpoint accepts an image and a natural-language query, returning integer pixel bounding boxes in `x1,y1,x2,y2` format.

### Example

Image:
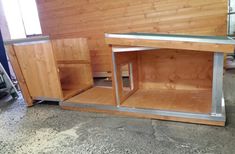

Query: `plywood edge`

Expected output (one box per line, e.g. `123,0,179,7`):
61,106,225,126
62,85,93,100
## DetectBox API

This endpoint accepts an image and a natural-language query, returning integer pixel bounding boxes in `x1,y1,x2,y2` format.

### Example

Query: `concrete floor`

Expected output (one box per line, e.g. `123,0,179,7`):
0,71,235,154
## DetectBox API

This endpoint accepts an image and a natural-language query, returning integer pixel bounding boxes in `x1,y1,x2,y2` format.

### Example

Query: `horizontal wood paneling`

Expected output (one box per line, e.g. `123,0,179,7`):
36,0,227,73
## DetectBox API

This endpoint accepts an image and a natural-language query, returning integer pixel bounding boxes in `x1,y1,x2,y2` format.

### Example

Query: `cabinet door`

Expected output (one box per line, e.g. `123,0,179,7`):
13,41,62,100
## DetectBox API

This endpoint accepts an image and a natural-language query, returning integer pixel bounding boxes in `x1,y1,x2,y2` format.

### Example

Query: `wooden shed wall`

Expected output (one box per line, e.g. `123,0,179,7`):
36,0,228,74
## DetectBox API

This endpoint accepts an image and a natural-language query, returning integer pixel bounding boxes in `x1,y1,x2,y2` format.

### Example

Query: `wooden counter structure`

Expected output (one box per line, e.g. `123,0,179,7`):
6,34,235,126
5,37,93,106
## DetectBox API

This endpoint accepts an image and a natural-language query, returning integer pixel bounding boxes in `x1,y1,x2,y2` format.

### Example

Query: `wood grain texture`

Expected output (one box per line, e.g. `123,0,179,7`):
58,64,93,96
105,38,235,53
115,52,139,103
13,41,63,99
138,49,213,91
36,0,228,73
52,38,94,99
52,38,90,62
121,89,212,114
65,86,116,106
61,106,224,126
6,45,33,106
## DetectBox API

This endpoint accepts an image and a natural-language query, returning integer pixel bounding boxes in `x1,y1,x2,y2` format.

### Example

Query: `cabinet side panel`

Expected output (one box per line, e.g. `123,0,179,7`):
14,42,62,99
6,45,33,106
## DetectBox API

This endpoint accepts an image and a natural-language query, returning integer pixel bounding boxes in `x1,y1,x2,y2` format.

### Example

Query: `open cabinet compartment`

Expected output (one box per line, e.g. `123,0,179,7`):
52,38,94,100
8,38,98,101
104,32,235,126
114,49,213,114
54,39,116,106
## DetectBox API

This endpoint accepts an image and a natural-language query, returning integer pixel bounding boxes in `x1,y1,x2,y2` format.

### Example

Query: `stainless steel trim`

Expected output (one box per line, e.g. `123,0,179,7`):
112,47,158,52
60,101,225,122
212,52,224,114
111,51,120,106
105,33,235,45
4,36,50,45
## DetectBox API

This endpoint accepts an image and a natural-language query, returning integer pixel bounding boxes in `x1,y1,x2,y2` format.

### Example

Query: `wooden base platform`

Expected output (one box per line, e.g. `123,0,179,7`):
64,86,115,105
61,86,225,126
62,84,92,100
121,89,212,114
61,105,225,126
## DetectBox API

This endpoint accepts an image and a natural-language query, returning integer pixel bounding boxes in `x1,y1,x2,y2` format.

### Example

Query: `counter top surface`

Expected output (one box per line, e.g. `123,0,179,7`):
105,33,235,45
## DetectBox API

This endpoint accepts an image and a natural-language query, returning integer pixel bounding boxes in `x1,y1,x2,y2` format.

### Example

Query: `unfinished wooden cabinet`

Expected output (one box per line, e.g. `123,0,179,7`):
6,37,93,104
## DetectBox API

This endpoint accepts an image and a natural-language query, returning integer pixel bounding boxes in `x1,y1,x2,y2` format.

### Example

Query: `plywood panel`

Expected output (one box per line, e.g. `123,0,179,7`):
121,89,212,114
36,0,227,73
52,38,90,61
65,86,115,105
13,41,63,99
138,49,213,91
6,45,33,106
52,38,94,98
58,64,93,90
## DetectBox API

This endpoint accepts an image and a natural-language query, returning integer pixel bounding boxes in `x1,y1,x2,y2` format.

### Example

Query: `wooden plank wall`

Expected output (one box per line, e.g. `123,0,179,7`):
36,0,227,74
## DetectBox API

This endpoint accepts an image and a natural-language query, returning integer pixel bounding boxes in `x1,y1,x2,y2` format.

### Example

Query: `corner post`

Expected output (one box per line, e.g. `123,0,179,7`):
111,50,120,106
212,52,224,115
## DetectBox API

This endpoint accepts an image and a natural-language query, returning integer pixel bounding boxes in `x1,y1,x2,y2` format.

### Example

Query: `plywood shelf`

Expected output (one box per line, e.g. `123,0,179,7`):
65,86,115,106
121,89,212,114
62,85,92,100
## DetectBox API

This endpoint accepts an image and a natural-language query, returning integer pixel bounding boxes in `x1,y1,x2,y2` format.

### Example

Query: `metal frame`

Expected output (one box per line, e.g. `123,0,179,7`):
212,52,224,115
106,44,227,123
105,33,235,45
4,36,49,45
112,46,157,52
60,100,225,122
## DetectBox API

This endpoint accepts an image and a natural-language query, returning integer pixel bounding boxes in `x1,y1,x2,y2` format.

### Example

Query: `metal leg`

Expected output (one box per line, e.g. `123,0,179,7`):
212,52,224,115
